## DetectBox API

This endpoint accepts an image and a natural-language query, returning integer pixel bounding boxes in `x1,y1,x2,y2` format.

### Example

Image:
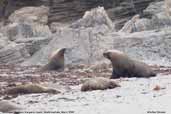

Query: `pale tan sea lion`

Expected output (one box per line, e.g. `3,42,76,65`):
81,77,120,92
5,84,60,95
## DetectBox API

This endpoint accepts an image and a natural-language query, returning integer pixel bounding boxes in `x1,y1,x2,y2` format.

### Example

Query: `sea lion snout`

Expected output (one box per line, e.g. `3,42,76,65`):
103,52,110,59
62,48,72,55
60,48,67,54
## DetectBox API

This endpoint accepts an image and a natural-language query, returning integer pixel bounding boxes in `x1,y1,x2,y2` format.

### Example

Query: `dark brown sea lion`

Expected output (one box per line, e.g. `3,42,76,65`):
41,48,66,71
103,50,156,79
81,77,120,92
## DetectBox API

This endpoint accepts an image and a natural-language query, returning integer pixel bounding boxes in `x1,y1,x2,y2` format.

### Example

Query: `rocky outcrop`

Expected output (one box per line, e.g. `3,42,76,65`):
70,7,114,30
15,37,52,56
9,6,49,24
119,1,171,33
0,6,52,65
0,33,10,49
0,43,30,64
1,0,49,18
3,22,52,41
48,0,160,30
22,7,113,66
22,6,171,66
1,0,161,30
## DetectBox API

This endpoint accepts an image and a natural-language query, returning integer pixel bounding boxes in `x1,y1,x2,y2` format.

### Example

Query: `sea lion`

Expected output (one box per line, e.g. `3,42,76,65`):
41,48,66,71
5,84,60,95
103,50,156,79
0,100,21,113
81,77,120,92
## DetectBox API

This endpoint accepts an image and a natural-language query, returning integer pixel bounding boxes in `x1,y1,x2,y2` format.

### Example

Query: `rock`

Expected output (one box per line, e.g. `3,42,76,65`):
5,84,60,95
119,14,140,33
48,0,116,23
15,37,51,55
0,43,30,64
143,1,171,30
107,0,158,30
70,7,114,30
22,17,171,67
120,1,171,32
3,22,52,41
9,6,49,24
1,0,158,30
119,14,152,33
48,0,156,30
0,100,21,113
165,0,171,16
1,6,52,41
0,33,10,49
3,0,49,18
4,23,33,41
81,77,120,92
144,1,164,16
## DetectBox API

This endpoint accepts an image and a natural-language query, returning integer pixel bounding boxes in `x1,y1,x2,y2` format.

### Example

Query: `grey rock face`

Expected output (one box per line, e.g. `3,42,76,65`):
1,0,49,18
0,43,30,64
70,7,114,30
1,6,52,41
0,6,52,64
4,23,33,41
15,37,52,55
0,33,10,49
1,0,159,30
9,6,49,24
3,22,52,41
22,5,171,66
119,1,171,33
22,27,171,66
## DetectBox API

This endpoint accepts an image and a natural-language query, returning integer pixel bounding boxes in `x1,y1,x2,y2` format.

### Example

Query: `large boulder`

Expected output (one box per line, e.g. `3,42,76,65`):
119,1,171,33
70,7,114,30
0,43,30,64
2,0,49,18
0,33,10,49
15,37,52,55
9,6,49,24
3,22,52,41
0,6,52,41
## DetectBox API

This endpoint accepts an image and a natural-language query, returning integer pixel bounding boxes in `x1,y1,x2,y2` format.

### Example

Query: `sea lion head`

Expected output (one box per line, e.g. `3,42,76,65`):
103,49,125,61
41,48,68,71
49,48,67,60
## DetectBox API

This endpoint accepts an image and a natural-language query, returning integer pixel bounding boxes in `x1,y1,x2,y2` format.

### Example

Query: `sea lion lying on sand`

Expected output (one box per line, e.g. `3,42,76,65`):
103,50,156,79
81,77,120,92
5,84,60,95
